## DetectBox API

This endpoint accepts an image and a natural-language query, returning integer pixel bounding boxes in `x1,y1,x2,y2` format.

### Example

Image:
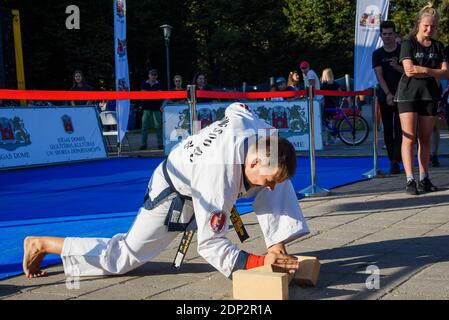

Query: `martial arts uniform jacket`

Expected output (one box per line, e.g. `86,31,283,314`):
159,103,310,277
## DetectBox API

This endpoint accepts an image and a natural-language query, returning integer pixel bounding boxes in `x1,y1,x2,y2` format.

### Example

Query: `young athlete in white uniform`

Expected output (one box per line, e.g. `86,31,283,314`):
23,102,310,279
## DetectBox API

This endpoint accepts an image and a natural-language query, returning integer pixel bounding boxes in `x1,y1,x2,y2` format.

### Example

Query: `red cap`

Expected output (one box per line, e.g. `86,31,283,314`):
299,61,310,69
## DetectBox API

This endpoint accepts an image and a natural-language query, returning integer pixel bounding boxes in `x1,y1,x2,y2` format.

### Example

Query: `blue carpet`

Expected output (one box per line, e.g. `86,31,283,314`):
0,156,391,279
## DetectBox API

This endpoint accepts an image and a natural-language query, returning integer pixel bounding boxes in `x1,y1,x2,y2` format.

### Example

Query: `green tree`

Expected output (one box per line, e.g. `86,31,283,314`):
185,0,291,87
283,0,356,79
0,0,447,91
390,0,449,43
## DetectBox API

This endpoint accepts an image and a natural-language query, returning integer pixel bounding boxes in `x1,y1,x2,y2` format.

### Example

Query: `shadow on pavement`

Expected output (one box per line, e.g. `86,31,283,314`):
333,193,449,213
127,261,216,276
0,270,65,298
0,262,215,298
291,235,449,300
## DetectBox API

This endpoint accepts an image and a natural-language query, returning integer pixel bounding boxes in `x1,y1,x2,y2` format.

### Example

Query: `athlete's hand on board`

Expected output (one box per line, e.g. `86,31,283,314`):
264,251,299,274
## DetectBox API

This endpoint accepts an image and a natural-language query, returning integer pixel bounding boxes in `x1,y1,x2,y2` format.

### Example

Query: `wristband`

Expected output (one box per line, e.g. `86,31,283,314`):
245,254,265,269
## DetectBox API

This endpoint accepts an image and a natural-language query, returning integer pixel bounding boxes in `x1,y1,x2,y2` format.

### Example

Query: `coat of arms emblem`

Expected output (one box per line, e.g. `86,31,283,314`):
116,0,126,18
62,115,74,134
0,116,32,151
360,5,381,28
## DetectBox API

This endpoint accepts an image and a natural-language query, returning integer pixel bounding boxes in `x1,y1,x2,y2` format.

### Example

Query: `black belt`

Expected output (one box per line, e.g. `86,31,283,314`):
160,160,193,232
156,160,250,269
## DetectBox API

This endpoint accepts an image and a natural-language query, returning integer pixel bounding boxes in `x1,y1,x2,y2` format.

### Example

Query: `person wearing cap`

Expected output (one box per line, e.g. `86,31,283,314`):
299,61,321,100
275,77,287,89
271,76,296,102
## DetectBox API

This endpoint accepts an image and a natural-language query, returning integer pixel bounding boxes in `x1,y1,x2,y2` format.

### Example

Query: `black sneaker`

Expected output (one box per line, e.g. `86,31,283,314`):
418,177,438,192
389,163,401,175
431,155,440,167
405,180,419,195
138,145,147,151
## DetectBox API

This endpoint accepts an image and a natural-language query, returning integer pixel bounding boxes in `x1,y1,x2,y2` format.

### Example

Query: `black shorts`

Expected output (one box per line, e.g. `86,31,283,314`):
397,101,438,116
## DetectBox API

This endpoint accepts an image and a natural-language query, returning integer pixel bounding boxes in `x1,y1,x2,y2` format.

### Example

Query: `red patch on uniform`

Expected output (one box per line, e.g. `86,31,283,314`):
210,211,226,233
239,103,249,110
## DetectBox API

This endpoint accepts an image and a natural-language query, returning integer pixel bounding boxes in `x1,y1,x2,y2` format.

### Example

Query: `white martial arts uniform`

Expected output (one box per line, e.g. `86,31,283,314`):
61,103,310,278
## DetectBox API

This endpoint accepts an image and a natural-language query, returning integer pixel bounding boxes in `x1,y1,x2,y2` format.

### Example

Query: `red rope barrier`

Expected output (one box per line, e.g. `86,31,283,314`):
0,90,187,100
0,88,373,101
195,90,307,99
314,89,373,96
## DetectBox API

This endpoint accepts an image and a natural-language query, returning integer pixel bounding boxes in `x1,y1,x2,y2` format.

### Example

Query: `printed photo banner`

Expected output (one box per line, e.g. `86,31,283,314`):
0,106,107,169
114,0,130,143
163,100,323,154
354,0,390,90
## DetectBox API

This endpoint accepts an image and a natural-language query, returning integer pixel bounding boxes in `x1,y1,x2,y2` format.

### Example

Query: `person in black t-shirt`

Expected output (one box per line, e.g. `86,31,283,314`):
69,70,93,106
395,4,449,195
321,68,342,110
372,21,404,174
140,69,164,150
192,72,216,103
320,68,342,145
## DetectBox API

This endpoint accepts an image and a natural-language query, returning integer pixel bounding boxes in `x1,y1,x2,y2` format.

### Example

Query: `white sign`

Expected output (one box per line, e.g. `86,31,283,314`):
0,106,107,169
163,101,323,154
354,0,390,90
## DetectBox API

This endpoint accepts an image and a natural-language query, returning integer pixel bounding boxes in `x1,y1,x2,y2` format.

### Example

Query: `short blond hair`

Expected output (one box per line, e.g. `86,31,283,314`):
412,2,440,35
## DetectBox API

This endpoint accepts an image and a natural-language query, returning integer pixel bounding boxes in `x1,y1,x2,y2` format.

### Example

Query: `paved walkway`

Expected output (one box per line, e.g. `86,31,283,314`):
1,157,449,300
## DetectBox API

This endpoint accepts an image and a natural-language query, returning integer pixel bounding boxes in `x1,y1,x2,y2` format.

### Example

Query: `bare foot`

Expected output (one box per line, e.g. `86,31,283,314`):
23,237,48,278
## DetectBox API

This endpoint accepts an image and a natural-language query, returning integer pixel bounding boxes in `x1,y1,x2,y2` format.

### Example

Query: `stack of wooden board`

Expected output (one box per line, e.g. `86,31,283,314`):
233,256,321,300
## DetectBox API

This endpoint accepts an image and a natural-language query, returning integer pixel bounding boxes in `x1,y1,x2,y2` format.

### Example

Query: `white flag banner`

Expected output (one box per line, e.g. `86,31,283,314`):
354,0,390,90
113,0,130,143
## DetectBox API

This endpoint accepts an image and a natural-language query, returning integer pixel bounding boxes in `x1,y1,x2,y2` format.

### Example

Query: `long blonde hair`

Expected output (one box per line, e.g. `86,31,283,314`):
321,68,335,84
411,2,440,36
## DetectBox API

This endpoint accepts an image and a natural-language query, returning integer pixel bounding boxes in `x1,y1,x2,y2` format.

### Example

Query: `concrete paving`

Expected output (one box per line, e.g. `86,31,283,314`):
1,157,449,300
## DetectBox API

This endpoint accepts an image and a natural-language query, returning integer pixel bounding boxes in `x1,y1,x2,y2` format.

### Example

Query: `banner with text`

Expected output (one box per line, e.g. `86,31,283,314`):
163,101,323,154
0,106,107,169
354,0,389,90
114,0,130,143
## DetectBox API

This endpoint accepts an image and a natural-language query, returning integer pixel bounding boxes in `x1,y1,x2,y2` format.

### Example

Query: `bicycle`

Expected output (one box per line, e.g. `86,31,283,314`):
322,99,370,146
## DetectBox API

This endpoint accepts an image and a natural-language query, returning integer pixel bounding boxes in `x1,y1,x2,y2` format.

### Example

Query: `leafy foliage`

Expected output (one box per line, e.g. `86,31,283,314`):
0,0,447,90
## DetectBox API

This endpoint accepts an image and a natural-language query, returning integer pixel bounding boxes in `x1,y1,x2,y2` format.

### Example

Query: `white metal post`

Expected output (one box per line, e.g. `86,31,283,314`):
363,87,386,178
299,85,331,197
